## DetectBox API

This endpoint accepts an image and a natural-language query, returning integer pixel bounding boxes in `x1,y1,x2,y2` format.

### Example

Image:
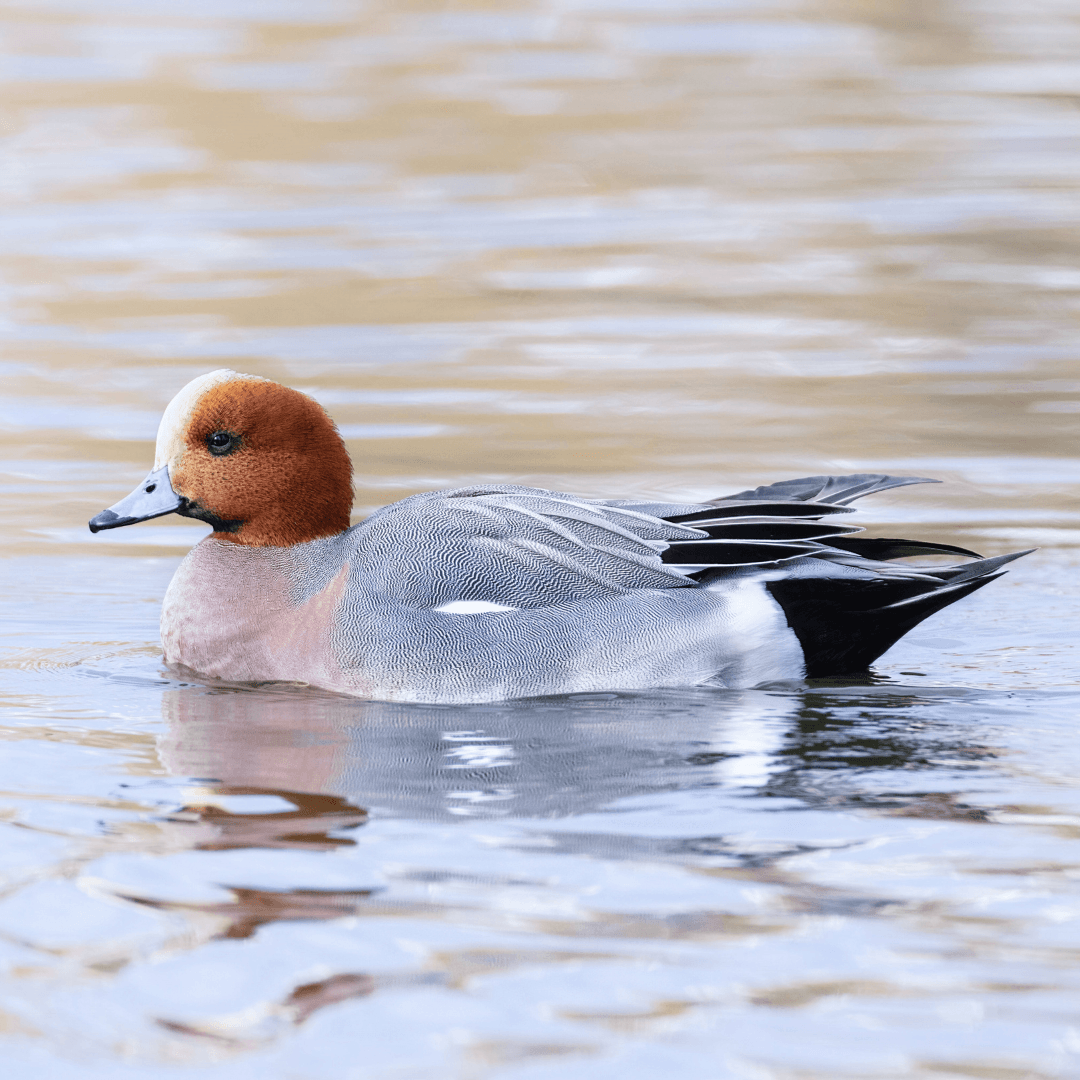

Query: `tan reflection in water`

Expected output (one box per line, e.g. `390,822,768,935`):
163,790,367,852
157,972,377,1049
1,0,1079,560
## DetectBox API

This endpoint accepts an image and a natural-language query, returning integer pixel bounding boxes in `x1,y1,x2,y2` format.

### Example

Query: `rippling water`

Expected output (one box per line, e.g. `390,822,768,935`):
2,0,1080,1076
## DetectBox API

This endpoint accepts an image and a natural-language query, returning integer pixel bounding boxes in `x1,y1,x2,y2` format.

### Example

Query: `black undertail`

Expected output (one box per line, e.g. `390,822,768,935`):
763,572,1001,677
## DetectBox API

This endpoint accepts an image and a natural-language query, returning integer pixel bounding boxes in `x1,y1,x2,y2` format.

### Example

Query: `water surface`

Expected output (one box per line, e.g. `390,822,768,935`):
1,0,1079,1076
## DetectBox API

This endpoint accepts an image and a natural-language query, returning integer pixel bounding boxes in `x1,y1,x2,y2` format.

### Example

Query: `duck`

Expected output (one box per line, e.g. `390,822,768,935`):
88,369,1029,704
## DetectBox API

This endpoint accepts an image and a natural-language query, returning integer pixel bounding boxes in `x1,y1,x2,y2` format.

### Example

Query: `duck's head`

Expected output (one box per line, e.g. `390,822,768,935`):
89,370,353,547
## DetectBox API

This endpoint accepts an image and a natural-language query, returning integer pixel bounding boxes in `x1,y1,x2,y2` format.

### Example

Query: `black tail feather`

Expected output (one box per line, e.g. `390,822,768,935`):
932,548,1034,584
821,536,984,561
671,520,862,544
663,541,821,567
668,500,855,523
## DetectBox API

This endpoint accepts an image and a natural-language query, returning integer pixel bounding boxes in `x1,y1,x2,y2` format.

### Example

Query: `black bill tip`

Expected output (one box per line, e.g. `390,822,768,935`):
89,509,124,533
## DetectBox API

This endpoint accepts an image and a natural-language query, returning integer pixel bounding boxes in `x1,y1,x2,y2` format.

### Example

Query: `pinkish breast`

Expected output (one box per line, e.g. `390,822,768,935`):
160,535,361,693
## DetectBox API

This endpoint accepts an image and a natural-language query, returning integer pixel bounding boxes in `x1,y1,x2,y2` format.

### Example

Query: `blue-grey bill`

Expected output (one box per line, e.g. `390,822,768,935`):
89,465,182,533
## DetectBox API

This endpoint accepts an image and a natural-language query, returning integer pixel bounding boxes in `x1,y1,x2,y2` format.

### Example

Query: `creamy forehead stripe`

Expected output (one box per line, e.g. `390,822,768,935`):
154,369,267,471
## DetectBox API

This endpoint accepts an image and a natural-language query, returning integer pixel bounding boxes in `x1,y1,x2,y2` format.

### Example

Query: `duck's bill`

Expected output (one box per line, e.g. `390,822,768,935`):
89,465,182,533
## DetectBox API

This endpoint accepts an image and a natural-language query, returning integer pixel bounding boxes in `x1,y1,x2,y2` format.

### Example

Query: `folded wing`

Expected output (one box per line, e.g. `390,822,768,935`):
355,475,1030,677
354,484,704,609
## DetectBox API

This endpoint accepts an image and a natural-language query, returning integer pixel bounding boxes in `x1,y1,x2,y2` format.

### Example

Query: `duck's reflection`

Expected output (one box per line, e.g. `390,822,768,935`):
158,682,800,824
761,684,1001,819
157,678,1002,840
141,677,1007,1011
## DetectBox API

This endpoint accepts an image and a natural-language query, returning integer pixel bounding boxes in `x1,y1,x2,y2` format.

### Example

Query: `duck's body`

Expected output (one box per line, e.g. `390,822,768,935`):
159,488,805,702
90,371,1028,703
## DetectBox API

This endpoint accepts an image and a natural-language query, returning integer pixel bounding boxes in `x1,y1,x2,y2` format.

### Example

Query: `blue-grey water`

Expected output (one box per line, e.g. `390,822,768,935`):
1,0,1080,1077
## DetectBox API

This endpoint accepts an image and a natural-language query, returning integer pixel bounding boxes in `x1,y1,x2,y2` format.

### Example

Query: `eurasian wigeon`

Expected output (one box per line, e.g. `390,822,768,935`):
89,369,1028,703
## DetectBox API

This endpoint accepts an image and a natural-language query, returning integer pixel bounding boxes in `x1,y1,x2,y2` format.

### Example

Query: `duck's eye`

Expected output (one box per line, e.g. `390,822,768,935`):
206,430,238,456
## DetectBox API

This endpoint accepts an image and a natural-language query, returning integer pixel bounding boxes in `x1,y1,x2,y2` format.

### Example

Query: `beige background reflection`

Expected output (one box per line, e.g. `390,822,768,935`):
0,0,1077,564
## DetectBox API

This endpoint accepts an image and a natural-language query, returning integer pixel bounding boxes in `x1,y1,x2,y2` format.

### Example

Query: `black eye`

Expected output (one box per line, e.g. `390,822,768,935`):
206,431,238,456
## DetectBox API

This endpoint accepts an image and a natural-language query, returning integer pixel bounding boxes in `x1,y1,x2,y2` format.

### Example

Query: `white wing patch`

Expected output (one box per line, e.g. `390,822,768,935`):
435,600,520,615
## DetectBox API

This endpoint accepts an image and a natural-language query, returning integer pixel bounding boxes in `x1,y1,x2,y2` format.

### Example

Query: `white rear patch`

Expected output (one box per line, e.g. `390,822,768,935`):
435,600,519,614
154,368,267,472
706,576,805,686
